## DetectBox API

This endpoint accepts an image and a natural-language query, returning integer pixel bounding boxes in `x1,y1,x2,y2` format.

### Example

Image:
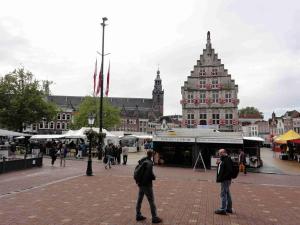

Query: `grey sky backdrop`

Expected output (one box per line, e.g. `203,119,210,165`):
0,0,300,119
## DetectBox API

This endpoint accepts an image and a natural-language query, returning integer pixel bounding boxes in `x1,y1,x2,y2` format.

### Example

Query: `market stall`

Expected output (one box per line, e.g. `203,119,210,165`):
274,130,300,160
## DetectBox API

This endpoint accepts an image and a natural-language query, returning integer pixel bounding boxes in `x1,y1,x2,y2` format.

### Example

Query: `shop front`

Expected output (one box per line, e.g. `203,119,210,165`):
153,129,249,169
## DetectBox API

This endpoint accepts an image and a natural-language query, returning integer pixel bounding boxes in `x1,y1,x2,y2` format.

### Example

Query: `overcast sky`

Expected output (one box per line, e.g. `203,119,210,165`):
0,0,300,119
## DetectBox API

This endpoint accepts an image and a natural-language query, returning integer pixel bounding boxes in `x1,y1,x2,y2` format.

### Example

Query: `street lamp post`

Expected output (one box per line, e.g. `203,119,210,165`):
86,113,95,176
98,17,108,160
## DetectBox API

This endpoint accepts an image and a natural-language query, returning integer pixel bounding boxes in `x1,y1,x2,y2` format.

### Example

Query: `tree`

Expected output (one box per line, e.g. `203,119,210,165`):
0,68,58,131
72,96,121,129
239,107,263,118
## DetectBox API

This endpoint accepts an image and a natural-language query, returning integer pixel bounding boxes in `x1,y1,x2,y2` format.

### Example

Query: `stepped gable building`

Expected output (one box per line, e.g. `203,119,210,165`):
181,31,239,131
41,70,164,134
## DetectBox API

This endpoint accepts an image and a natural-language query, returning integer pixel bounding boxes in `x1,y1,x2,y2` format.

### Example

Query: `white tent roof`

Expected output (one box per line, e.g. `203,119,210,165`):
0,129,31,137
30,134,64,139
62,127,117,139
243,136,265,142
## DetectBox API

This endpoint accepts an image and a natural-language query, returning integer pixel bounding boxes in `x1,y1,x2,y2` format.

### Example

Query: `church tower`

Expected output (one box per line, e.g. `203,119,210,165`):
152,69,164,116
181,31,239,131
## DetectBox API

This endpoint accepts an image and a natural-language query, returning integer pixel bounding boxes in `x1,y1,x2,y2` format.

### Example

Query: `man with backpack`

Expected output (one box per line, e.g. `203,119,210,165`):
215,148,234,215
134,150,162,224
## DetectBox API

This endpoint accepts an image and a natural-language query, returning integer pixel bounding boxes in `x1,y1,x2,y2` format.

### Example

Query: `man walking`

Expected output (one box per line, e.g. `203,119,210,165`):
122,144,129,165
215,149,233,215
239,149,247,175
135,150,162,223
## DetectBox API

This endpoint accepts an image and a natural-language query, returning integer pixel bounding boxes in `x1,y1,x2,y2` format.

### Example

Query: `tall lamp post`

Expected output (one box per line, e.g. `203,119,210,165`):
98,17,108,160
86,113,95,176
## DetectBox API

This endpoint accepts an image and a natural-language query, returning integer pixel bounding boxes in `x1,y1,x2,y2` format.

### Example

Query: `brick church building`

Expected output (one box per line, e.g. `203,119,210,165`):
28,70,164,134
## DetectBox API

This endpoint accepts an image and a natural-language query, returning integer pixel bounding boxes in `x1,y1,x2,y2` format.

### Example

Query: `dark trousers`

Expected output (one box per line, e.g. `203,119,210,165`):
123,155,128,165
136,186,157,218
243,163,247,174
51,156,57,165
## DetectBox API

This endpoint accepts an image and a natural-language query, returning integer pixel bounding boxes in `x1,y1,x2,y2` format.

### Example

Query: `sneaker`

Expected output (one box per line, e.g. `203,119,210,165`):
214,209,227,215
136,215,146,221
152,217,162,223
226,209,233,213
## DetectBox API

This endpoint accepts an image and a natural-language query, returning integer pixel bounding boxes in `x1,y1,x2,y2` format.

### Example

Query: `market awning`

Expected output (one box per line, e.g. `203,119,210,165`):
30,134,64,139
274,130,300,144
0,129,31,137
243,136,265,142
289,139,300,144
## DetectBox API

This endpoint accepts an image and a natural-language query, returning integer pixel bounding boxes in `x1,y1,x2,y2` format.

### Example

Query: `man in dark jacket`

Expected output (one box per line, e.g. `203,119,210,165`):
135,150,162,224
215,149,233,215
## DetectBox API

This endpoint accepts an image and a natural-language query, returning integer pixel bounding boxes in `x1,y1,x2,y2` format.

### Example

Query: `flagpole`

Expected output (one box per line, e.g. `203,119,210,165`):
98,17,108,160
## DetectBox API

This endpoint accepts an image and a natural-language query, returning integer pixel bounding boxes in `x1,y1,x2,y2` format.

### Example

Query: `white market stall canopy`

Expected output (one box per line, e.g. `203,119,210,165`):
0,129,31,137
30,134,64,140
62,127,117,139
153,128,243,144
243,136,265,142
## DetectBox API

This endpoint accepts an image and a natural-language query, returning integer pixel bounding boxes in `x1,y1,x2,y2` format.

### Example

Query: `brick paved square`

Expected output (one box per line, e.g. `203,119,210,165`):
0,159,300,225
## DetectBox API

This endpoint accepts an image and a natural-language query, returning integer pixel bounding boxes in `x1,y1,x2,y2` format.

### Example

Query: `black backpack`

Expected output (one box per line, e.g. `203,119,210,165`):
231,160,239,179
134,161,146,184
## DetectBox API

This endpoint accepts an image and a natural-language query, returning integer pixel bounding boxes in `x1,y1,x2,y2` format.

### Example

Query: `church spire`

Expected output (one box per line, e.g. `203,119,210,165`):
206,31,212,51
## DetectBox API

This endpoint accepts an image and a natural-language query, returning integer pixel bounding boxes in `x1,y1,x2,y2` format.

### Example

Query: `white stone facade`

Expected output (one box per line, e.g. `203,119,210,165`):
181,32,239,131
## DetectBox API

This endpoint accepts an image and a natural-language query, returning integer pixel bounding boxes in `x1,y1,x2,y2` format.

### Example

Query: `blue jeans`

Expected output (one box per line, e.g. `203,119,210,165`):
136,186,157,218
220,180,232,211
106,155,113,167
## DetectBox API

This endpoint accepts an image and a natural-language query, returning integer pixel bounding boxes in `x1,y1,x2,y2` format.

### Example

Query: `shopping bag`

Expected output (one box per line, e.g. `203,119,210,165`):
239,164,245,173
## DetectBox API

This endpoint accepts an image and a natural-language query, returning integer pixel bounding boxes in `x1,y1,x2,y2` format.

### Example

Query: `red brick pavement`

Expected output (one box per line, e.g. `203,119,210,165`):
1,160,300,225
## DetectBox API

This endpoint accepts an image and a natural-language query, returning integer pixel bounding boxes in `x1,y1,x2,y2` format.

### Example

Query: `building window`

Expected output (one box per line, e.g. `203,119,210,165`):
62,123,65,130
57,113,61,120
211,78,218,88
56,122,61,129
32,124,37,131
67,114,71,120
199,78,206,89
199,69,206,76
39,123,43,129
211,68,218,76
50,122,54,129
187,93,194,103
225,114,233,125
199,113,207,125
62,113,66,120
199,92,206,103
225,92,232,103
212,91,219,103
45,122,49,129
187,113,195,127
212,114,219,124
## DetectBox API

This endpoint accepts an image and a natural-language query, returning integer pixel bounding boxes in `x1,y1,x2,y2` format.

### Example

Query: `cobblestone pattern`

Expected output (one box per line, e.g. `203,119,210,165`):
1,162,300,225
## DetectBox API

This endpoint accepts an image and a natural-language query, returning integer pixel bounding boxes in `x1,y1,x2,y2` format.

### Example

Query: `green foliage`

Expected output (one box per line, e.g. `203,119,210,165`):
239,107,263,117
72,96,121,129
0,68,58,131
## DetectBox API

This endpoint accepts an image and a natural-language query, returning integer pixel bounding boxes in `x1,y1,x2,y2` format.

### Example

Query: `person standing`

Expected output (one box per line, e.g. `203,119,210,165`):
117,145,122,164
49,144,57,166
122,145,129,165
104,143,113,169
215,148,233,215
238,149,247,175
135,150,162,223
76,142,84,159
60,143,68,167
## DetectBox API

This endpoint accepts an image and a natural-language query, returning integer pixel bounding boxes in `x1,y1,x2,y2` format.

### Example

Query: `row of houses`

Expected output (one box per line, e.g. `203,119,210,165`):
240,110,300,144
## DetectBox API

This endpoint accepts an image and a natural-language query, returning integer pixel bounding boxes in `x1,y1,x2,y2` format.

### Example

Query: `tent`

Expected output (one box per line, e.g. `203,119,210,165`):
62,127,119,145
0,129,31,137
274,130,300,144
30,134,64,140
